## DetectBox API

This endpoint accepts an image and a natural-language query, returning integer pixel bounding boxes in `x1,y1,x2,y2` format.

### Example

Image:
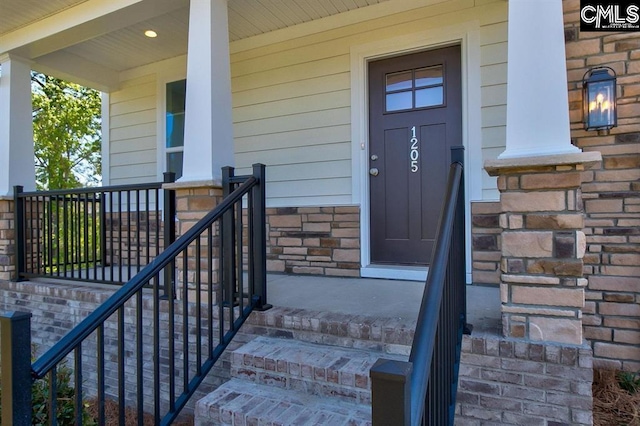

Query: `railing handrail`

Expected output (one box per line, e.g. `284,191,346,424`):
31,175,258,378
408,159,463,424
17,181,165,198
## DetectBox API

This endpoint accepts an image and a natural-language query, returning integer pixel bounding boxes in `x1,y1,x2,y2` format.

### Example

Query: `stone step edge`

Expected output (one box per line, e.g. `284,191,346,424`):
244,305,416,348
195,379,372,426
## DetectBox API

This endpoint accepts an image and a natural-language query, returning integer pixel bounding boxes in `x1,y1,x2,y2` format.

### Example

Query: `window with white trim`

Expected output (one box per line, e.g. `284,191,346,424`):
165,80,186,179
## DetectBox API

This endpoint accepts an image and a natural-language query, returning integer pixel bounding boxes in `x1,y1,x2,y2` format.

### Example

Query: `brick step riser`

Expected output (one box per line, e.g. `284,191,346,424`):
244,307,415,355
226,336,408,405
230,365,371,406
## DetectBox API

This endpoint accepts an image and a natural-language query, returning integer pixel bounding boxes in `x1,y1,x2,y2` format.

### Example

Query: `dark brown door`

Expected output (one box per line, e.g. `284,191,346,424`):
369,45,461,265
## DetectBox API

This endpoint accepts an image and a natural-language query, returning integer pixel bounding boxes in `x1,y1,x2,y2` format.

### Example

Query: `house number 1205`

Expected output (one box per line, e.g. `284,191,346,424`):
410,126,419,173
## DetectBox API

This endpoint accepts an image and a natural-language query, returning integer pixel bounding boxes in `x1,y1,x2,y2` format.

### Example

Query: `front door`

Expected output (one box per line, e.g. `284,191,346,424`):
369,45,461,266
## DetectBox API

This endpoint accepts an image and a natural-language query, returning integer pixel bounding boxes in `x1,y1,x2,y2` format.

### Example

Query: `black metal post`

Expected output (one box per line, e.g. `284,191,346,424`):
251,163,271,311
1,311,33,426
222,166,236,307
450,146,472,336
163,172,176,299
13,186,26,282
99,192,107,266
370,358,413,426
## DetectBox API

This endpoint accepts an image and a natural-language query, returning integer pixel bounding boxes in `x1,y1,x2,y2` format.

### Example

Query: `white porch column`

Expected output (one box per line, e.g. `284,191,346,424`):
500,0,580,159
0,55,35,196
180,0,234,184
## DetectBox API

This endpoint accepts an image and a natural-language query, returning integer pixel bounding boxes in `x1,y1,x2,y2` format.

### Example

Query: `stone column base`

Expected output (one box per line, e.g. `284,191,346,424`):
0,197,16,281
485,152,601,345
164,180,223,304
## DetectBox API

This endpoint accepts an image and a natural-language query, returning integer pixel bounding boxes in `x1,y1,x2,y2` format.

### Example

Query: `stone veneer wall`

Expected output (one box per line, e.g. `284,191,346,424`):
0,198,16,281
265,206,361,277
563,0,640,370
471,201,502,286
455,333,593,425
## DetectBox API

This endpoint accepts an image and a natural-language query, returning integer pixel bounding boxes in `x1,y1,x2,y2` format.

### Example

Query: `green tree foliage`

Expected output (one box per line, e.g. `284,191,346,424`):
32,73,102,190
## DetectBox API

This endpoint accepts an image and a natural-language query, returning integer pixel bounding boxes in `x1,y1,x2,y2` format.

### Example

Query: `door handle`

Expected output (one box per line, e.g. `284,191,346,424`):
369,168,379,176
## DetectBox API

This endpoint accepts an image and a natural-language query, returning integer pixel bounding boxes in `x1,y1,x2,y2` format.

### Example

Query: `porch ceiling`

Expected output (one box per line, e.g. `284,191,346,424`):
0,0,390,90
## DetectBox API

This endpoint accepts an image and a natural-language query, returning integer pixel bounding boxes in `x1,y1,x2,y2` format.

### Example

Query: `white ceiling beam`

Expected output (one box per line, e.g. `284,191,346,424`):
33,51,120,92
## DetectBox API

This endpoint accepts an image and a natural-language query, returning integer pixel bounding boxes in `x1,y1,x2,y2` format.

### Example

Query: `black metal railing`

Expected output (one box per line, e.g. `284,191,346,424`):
370,146,471,426
1,164,269,426
14,173,176,285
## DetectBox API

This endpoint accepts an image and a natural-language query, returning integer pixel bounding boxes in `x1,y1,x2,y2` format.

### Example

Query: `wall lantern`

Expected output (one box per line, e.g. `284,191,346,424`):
583,67,617,135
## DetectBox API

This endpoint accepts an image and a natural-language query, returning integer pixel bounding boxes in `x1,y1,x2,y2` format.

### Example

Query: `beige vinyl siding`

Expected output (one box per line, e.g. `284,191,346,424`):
479,18,508,200
231,0,507,206
108,0,508,205
108,74,157,185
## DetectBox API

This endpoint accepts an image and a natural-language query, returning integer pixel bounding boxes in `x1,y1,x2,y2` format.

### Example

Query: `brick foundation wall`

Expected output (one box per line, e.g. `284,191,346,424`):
455,333,593,425
104,211,165,266
266,206,361,277
471,201,501,286
564,0,640,370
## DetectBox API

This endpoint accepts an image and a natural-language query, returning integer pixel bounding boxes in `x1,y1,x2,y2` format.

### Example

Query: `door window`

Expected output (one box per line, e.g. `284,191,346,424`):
385,65,444,112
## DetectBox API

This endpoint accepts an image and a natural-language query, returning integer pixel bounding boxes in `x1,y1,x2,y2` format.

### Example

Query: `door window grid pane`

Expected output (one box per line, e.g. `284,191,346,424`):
384,65,444,112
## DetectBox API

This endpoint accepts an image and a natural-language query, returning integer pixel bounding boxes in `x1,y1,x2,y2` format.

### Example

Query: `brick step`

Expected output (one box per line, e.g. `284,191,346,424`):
244,306,416,355
195,378,372,426
230,336,407,405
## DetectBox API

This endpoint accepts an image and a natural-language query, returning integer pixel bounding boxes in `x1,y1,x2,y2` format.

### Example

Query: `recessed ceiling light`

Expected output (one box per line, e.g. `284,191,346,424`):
144,30,158,38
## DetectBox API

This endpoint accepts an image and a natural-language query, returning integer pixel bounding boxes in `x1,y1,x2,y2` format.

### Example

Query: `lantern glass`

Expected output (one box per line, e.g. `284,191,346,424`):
583,68,617,132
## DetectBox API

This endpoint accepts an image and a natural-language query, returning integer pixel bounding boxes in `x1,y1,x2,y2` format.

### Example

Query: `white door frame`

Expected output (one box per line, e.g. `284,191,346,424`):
350,22,482,282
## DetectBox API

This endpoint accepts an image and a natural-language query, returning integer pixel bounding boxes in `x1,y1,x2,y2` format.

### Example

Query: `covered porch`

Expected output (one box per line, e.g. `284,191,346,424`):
1,0,604,424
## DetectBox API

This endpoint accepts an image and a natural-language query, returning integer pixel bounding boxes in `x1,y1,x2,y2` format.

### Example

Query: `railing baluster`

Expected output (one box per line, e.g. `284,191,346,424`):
153,272,161,422
136,290,144,426
236,197,244,314
63,194,69,278
196,236,202,374
219,217,225,342
118,306,126,426
109,191,115,282
118,190,123,282
97,324,106,426
146,189,151,268
32,195,37,274
47,195,53,273
83,194,89,278
183,244,189,393
74,346,83,426
136,189,141,275
127,190,132,281
49,367,58,426
100,191,107,273
208,225,214,356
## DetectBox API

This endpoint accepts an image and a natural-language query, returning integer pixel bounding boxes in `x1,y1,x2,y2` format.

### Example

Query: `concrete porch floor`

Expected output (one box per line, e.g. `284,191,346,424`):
266,274,501,333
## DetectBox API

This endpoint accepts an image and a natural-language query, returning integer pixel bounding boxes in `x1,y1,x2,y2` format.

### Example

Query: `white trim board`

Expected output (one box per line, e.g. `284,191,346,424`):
350,22,481,283
361,265,428,282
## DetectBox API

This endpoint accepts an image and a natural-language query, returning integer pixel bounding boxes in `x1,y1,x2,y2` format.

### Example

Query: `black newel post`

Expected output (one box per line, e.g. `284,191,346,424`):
1,311,33,426
13,186,25,282
162,172,176,299
251,163,270,311
370,358,413,426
